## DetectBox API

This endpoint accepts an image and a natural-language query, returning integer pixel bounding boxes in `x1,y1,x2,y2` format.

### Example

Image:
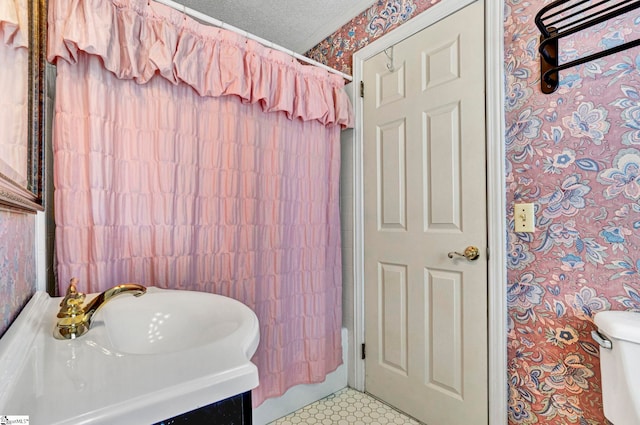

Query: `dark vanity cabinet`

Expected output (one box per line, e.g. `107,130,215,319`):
155,391,252,424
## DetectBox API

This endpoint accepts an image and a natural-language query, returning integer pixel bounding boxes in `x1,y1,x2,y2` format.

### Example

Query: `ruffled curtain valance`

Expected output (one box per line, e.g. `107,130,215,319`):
47,0,353,128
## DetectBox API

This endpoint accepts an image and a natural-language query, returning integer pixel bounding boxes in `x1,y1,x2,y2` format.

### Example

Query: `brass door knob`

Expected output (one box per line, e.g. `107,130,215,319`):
447,246,480,261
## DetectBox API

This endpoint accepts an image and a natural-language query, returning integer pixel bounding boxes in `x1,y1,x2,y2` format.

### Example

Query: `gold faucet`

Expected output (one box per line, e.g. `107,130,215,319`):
54,278,146,340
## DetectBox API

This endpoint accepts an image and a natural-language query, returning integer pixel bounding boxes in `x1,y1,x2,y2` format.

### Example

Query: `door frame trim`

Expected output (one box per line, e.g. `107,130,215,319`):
350,1,507,424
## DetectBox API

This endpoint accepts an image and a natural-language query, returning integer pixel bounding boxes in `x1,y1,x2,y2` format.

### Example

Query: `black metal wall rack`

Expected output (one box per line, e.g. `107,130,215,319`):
535,0,640,94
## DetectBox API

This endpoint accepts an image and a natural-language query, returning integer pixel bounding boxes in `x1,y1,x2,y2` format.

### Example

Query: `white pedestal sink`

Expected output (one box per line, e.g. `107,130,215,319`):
0,287,260,424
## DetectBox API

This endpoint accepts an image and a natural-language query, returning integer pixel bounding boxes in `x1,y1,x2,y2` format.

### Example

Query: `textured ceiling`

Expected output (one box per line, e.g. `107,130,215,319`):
172,0,377,53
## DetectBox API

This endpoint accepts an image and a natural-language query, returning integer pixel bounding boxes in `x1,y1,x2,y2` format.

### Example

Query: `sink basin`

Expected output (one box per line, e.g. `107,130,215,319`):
0,288,260,425
95,288,252,355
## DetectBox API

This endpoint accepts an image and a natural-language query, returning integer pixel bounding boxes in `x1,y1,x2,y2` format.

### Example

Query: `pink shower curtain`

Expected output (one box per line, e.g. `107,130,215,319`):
48,0,352,406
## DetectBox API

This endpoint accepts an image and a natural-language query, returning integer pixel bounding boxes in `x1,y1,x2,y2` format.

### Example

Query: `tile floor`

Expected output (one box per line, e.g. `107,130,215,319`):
270,387,421,425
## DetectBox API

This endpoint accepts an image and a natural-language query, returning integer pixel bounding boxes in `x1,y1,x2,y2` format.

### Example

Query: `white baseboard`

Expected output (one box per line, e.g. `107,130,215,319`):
253,328,348,425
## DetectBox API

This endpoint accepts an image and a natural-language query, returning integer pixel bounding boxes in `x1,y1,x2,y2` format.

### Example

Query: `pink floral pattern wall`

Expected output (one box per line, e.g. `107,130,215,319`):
503,2,640,423
306,0,442,75
308,0,640,424
0,210,36,336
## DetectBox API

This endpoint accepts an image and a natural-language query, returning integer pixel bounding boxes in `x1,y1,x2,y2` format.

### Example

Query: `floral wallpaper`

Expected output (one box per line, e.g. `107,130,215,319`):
308,0,640,424
0,210,36,336
504,1,640,423
306,0,443,75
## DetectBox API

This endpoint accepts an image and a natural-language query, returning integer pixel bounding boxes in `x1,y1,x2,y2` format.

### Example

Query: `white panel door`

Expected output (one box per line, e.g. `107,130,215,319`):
363,2,487,424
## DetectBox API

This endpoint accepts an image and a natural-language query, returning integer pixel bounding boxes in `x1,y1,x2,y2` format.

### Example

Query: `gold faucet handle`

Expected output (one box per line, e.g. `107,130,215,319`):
57,296,86,318
60,278,80,304
57,278,86,318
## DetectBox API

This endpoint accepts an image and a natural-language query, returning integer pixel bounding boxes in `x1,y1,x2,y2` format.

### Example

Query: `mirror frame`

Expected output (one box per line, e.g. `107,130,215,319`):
0,0,46,213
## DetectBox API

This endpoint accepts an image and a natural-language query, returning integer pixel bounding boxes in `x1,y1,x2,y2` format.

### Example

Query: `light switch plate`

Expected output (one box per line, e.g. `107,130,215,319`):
514,203,535,233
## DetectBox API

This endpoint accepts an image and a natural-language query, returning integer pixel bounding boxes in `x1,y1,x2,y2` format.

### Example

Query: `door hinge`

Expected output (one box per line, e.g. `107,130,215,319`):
361,343,366,360
360,80,364,98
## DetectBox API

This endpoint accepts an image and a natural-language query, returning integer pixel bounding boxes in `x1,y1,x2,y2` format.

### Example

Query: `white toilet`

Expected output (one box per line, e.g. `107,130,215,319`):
593,311,640,425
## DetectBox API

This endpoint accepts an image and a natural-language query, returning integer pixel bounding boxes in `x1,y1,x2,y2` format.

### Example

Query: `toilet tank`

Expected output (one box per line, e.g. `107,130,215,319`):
594,311,640,425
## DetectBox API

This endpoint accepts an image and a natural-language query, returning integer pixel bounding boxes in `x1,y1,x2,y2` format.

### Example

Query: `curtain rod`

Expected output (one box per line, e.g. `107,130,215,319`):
153,0,353,82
